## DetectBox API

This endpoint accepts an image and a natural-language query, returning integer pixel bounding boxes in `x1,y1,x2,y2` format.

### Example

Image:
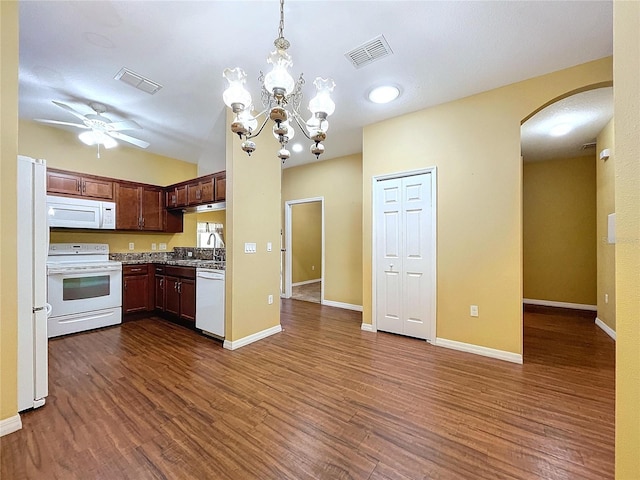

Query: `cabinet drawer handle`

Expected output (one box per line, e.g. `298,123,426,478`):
130,268,142,272
177,282,182,294
124,281,127,290
160,278,163,288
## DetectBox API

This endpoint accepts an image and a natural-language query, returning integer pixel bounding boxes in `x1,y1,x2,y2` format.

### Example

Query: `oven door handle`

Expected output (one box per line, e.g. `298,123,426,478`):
47,266,122,275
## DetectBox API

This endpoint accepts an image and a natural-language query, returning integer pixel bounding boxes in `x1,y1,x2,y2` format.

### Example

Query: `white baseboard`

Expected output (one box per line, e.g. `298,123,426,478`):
292,279,321,287
0,414,22,437
435,337,523,364
595,317,616,341
223,324,282,350
322,300,363,312
361,323,374,332
523,298,597,311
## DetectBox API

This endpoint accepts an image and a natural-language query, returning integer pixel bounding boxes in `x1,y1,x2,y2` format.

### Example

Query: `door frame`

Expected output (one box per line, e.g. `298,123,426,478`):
284,197,325,303
371,167,437,342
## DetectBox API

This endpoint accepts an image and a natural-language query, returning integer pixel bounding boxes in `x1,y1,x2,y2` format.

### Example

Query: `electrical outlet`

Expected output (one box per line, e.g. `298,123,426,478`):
128,242,134,251
470,305,479,317
151,243,157,251
187,251,193,257
159,243,167,251
311,265,315,271
605,293,609,304
268,294,274,304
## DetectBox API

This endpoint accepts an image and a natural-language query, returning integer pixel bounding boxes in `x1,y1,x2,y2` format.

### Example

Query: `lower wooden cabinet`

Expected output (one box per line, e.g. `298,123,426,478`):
122,264,152,314
154,265,196,324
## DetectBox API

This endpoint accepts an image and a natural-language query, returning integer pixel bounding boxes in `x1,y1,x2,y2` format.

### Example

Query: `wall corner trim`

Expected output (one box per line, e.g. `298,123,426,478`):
595,317,616,341
361,323,374,332
0,414,22,437
322,300,363,312
223,324,282,350
522,298,597,311
435,337,523,364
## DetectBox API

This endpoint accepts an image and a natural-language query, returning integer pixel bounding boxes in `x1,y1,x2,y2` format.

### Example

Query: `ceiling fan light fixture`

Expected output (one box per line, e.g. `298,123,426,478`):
79,130,117,149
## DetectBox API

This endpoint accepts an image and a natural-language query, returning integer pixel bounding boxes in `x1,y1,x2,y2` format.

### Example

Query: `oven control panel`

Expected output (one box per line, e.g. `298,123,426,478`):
48,243,109,256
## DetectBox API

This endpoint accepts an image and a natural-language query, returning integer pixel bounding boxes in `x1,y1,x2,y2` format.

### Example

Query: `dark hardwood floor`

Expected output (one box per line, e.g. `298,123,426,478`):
2,301,614,479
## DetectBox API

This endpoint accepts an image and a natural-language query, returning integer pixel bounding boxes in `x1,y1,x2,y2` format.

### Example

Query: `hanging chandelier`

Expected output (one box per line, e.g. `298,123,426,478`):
222,0,335,163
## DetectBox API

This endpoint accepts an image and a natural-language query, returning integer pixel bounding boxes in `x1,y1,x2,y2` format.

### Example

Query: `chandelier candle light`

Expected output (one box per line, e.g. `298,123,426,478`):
222,0,335,163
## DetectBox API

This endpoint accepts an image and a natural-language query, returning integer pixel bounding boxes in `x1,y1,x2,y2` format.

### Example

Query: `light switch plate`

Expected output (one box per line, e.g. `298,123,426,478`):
267,242,272,252
244,242,257,254
159,243,167,251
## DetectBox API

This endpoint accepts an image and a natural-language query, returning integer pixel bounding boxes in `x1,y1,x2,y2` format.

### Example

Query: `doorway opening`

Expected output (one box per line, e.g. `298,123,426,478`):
520,85,614,359
284,197,325,305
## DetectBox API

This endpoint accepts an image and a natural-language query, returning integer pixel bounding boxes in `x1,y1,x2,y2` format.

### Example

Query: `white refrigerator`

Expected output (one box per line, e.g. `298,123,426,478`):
17,155,49,411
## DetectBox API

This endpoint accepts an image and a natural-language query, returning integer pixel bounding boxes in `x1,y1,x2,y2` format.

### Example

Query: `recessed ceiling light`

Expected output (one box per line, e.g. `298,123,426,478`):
549,123,572,136
368,85,400,104
292,143,303,153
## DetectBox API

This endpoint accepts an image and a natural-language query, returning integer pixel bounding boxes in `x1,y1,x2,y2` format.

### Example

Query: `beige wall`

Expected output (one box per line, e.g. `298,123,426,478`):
0,0,19,421
225,112,281,342
614,2,640,477
282,154,363,306
291,202,322,284
19,120,199,252
596,120,615,330
523,155,597,305
362,57,612,355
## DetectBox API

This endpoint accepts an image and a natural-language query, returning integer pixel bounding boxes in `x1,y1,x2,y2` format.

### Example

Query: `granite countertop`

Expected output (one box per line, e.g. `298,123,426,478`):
112,248,225,270
121,259,225,269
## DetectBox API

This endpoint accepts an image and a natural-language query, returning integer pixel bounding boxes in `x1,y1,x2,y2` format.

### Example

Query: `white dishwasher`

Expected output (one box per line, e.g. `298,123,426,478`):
195,268,225,338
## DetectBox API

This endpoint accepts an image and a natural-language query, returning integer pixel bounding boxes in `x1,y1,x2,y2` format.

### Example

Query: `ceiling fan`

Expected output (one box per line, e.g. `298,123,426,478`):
35,101,150,157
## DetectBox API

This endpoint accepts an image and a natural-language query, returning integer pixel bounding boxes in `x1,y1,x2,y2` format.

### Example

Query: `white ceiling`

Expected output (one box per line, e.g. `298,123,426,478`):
18,1,613,171
521,87,613,162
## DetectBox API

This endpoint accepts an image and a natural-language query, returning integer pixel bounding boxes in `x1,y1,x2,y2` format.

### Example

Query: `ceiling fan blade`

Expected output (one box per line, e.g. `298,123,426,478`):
107,120,142,131
34,118,89,129
108,131,150,149
52,100,89,121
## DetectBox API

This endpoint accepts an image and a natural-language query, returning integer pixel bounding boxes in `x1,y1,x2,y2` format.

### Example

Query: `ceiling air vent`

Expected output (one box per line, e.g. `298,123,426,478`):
114,67,163,95
345,35,393,69
581,141,597,150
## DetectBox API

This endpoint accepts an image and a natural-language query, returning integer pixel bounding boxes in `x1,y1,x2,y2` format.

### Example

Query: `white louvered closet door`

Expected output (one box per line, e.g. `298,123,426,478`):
375,173,434,341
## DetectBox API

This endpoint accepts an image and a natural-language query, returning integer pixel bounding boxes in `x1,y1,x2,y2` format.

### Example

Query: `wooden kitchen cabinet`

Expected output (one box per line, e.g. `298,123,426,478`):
214,172,226,202
154,266,166,311
166,184,188,208
114,183,164,231
179,278,196,322
123,264,151,314
187,177,214,205
165,171,225,210
155,265,196,324
47,169,113,200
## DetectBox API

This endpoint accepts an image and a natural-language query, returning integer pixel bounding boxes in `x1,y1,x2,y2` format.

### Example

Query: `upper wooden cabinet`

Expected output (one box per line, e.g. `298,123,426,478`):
166,184,188,209
165,171,225,209
214,173,226,202
114,183,164,231
47,169,113,200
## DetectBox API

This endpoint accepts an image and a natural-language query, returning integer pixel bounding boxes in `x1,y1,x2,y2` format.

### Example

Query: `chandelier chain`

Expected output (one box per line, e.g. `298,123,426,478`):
279,0,285,39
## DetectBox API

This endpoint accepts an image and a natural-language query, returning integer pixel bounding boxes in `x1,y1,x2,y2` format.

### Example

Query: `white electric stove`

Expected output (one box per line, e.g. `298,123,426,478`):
47,243,122,338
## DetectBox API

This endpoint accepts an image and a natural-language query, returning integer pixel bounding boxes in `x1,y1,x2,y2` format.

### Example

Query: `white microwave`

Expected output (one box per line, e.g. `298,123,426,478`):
47,195,116,229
